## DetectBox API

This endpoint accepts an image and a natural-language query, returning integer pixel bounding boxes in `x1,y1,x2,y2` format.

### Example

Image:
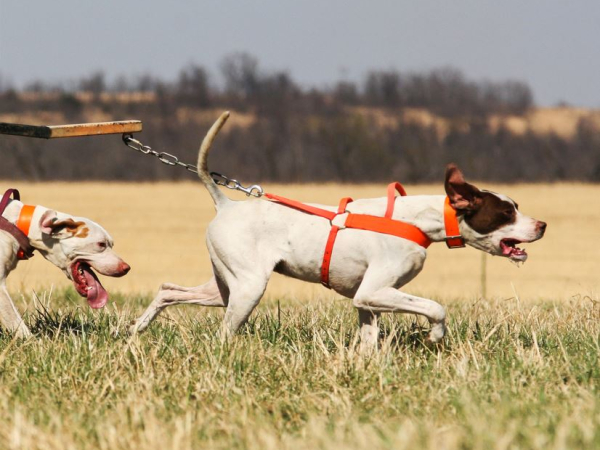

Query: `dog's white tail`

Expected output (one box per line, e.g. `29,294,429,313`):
197,111,230,208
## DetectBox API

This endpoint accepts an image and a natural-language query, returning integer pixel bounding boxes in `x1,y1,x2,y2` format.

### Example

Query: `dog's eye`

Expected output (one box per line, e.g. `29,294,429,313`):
97,242,107,250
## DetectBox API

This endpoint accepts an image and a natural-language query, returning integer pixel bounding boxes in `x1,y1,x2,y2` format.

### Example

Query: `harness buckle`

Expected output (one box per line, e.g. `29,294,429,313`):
445,235,466,249
330,212,349,229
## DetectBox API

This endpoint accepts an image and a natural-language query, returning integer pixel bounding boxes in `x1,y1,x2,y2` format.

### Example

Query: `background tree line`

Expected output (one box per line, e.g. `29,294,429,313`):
0,53,598,182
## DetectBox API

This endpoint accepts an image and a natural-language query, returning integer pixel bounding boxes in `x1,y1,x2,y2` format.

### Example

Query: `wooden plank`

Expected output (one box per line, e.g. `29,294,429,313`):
0,120,142,139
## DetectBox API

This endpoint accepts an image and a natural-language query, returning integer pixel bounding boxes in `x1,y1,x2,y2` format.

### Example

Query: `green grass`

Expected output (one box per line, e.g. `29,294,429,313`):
0,289,599,449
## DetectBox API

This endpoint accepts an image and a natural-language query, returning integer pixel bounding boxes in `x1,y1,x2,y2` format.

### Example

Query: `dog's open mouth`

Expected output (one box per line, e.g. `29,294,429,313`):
500,239,528,262
71,261,109,309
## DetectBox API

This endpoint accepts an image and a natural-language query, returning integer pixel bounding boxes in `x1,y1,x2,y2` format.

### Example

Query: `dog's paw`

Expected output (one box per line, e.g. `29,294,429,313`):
358,341,379,354
425,321,446,345
15,329,33,340
128,320,143,336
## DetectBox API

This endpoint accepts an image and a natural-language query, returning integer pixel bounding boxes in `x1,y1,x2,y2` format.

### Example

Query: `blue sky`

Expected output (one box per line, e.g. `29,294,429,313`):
1,0,599,107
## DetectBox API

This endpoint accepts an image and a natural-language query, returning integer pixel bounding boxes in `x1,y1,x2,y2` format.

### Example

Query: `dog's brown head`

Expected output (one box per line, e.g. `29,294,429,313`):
444,164,546,262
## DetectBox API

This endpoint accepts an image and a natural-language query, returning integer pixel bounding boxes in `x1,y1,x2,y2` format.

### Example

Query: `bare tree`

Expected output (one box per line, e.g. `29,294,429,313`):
176,64,211,107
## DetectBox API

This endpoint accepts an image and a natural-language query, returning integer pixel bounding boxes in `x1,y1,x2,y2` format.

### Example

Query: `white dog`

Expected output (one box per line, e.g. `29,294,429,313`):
132,112,546,347
0,191,130,338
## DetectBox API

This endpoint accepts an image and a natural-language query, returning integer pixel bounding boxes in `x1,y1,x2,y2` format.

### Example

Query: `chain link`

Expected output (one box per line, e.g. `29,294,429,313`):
122,134,264,197
122,134,199,173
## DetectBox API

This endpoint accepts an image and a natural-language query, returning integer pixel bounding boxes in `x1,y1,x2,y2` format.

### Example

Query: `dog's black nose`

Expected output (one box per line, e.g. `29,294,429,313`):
537,221,547,235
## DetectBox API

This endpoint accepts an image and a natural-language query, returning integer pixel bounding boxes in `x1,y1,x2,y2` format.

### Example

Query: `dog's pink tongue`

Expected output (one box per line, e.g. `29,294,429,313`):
501,242,526,257
501,242,513,256
82,267,109,309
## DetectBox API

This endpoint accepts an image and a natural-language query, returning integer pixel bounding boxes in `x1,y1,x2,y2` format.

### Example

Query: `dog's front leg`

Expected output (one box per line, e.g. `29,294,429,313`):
130,277,225,334
353,287,446,344
0,282,32,338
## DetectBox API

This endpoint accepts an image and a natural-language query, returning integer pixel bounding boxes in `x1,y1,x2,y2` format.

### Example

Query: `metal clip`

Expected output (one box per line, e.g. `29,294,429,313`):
210,172,264,197
445,235,466,249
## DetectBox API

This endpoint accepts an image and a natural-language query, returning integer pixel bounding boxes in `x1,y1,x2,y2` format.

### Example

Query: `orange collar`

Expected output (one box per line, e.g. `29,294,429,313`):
15,205,37,259
16,205,36,237
443,197,465,248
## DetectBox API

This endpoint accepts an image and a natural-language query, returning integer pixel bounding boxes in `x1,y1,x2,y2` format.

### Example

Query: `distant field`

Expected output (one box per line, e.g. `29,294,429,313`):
4,181,599,302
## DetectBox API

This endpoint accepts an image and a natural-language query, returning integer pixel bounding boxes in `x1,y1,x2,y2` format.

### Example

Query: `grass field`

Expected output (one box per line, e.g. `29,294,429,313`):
1,181,599,449
2,292,600,449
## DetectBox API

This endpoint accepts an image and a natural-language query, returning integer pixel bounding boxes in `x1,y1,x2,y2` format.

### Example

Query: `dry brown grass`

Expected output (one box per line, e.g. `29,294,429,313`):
3,293,600,450
3,181,598,302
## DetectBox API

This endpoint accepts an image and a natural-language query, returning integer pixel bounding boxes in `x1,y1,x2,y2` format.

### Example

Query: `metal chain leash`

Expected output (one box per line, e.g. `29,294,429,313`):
122,134,198,173
122,134,264,197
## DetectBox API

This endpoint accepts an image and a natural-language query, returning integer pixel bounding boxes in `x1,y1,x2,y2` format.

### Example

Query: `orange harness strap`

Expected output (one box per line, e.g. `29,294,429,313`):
344,214,431,248
320,196,353,287
385,182,407,218
264,193,336,220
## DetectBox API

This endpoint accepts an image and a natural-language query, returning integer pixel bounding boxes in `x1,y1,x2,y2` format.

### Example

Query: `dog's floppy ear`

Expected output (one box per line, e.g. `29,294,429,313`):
40,210,84,238
444,164,482,212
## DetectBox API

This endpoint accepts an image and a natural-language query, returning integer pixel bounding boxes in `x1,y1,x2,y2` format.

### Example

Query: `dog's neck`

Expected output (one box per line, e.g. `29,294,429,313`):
390,195,463,244
2,199,50,248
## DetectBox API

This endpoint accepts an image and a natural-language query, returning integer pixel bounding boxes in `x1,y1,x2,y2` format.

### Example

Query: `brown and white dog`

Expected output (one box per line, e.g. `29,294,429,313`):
0,197,130,338
131,113,546,347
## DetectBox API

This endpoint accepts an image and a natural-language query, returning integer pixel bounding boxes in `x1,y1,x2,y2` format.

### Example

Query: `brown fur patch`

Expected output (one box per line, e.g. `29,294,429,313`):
75,227,89,238
53,219,86,236
464,192,517,235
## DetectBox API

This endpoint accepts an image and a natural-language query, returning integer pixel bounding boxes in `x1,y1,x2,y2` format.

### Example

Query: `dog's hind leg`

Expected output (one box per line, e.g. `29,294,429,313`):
206,239,274,338
220,274,269,337
130,277,224,334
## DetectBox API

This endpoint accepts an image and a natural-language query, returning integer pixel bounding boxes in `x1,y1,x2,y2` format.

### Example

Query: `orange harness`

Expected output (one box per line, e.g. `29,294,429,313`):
265,182,464,288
